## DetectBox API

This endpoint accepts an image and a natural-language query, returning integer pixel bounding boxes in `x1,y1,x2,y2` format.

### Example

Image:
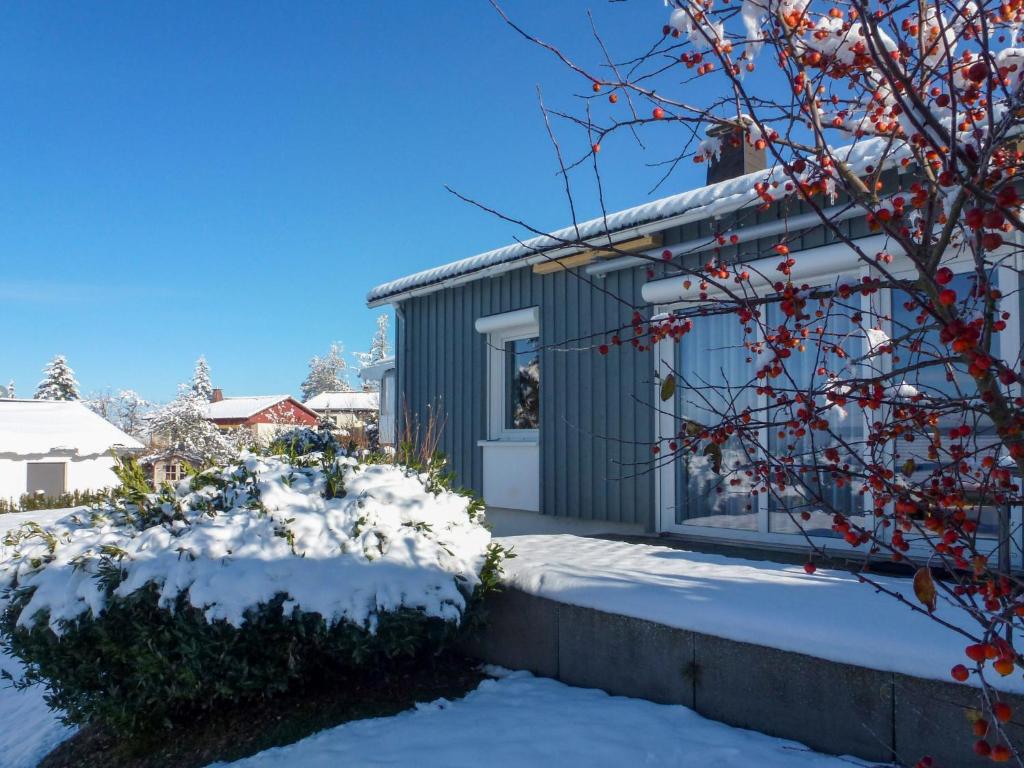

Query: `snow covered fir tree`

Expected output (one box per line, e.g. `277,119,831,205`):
190,355,213,401
300,342,351,401
33,355,80,401
354,314,390,390
146,385,232,465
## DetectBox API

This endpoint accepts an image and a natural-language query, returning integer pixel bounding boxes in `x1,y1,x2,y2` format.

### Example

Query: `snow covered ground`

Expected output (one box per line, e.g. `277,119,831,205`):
212,670,876,768
497,534,1019,692
0,509,79,768
0,508,79,538
0,649,74,768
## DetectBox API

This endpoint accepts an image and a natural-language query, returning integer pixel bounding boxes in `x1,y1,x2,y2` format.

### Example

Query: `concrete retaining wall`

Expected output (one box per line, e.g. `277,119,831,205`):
464,588,1024,767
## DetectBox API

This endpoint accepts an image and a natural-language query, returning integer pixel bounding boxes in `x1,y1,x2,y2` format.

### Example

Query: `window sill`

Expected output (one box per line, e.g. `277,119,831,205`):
477,439,539,448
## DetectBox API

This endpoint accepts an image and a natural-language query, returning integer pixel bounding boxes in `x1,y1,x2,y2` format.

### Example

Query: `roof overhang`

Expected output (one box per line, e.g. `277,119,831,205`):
365,136,898,308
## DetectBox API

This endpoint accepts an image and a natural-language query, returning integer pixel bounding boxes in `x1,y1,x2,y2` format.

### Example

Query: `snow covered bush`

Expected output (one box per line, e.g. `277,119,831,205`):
0,448,503,732
269,424,343,458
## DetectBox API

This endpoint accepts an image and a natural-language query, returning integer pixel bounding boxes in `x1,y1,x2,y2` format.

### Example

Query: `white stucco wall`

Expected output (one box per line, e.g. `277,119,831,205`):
0,459,24,501
0,454,120,501
66,455,120,492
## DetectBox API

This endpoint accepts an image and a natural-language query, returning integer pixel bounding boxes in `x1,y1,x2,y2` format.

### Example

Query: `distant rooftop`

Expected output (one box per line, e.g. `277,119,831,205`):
304,391,379,411
0,399,144,456
202,395,297,421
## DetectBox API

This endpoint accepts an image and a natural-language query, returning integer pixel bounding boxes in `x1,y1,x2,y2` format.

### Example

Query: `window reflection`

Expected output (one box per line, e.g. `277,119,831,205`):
675,312,759,530
506,337,539,430
890,273,1001,538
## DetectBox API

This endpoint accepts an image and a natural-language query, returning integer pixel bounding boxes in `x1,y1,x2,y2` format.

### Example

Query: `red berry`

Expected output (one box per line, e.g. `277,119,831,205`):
975,740,992,757
803,562,817,574
935,267,954,285
652,107,665,120
967,61,989,83
592,143,601,154
993,701,1012,723
965,207,985,228
938,289,957,306
966,644,987,662
951,664,970,682
982,232,1004,250
992,744,1012,762
661,249,673,261
592,82,601,93
609,93,618,104
598,344,609,355
983,210,1005,229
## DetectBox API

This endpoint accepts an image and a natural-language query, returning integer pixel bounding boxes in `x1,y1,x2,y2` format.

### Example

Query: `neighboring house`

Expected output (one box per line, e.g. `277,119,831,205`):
305,391,380,432
202,390,319,440
0,399,143,500
367,136,1023,559
359,357,396,446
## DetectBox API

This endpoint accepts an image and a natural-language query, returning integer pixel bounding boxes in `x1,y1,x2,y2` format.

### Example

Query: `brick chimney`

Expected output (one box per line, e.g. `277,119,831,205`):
706,119,766,185
211,388,224,403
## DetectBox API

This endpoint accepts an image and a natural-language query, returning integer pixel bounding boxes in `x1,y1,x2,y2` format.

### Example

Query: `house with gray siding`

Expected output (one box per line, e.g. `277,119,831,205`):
366,137,1023,563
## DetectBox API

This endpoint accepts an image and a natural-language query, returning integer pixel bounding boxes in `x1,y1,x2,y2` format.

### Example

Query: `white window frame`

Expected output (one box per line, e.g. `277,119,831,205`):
655,257,870,550
874,249,1023,567
653,235,1023,566
475,307,540,443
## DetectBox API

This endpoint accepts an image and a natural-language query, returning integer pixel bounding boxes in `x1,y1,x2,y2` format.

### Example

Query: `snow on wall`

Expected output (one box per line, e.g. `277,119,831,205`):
366,138,892,305
499,534,1024,694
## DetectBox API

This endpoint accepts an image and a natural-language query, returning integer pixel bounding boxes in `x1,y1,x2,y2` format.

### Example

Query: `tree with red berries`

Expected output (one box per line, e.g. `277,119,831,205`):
482,0,1024,762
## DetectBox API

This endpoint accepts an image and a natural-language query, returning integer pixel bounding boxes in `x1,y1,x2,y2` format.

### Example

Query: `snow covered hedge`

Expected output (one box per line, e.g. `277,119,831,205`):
0,437,504,732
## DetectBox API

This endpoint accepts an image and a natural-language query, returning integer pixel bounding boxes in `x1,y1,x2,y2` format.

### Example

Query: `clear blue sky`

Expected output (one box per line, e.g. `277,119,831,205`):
1,1,708,403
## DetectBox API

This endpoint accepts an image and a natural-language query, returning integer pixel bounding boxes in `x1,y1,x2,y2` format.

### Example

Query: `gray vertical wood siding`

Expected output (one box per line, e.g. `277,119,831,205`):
390,189,881,529
396,264,656,528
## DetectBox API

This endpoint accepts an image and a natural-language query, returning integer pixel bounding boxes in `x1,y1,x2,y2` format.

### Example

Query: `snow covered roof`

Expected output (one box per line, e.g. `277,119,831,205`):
358,357,395,382
0,400,144,457
202,395,299,421
366,138,889,306
304,391,380,411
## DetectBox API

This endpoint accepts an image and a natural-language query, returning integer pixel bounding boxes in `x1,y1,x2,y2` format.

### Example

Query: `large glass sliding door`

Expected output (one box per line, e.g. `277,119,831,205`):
765,300,867,536
674,311,759,530
658,254,1021,565
663,273,869,541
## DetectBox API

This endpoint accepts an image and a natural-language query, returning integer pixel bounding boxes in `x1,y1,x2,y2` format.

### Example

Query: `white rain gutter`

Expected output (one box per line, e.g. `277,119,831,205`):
641,234,899,305
586,203,865,277
368,135,918,308
366,193,771,308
